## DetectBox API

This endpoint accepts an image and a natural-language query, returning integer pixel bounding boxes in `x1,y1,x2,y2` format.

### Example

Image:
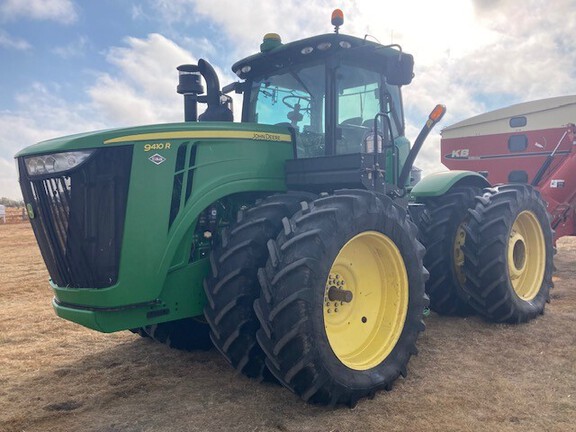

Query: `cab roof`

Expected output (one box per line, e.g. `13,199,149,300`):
231,33,414,85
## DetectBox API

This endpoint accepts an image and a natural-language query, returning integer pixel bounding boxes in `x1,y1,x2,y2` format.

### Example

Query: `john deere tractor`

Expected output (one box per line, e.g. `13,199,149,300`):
16,10,553,406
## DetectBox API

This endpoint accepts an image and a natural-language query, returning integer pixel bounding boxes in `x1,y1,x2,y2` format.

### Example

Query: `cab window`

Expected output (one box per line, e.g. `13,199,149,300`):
335,65,404,154
336,65,382,154
249,64,325,158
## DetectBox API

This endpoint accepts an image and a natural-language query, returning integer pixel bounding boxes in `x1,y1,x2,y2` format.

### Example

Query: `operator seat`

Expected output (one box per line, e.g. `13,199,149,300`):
339,117,368,154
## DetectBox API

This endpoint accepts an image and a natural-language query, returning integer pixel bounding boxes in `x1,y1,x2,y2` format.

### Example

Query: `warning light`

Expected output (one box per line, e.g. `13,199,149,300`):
260,33,282,52
429,104,447,122
331,9,344,33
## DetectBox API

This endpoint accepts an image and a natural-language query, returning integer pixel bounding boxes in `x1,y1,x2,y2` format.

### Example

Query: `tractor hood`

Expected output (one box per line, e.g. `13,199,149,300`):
15,122,293,157
16,120,295,332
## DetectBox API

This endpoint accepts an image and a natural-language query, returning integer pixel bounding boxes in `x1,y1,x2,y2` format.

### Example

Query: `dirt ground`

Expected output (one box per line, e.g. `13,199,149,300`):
1,223,575,432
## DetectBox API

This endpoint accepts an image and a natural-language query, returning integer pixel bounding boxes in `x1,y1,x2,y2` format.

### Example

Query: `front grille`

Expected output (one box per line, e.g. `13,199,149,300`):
19,146,133,288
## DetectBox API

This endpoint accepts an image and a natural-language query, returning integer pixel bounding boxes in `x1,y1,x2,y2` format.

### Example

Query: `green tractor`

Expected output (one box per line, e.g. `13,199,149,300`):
16,10,553,406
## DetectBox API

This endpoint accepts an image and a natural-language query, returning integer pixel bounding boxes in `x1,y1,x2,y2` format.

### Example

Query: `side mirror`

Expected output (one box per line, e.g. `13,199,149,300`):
386,53,414,86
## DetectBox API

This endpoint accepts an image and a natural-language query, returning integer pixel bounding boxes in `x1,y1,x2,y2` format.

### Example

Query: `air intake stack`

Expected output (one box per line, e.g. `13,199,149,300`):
177,64,204,122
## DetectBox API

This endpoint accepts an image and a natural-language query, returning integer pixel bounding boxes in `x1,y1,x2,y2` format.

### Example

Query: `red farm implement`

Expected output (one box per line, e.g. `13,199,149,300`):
441,95,576,240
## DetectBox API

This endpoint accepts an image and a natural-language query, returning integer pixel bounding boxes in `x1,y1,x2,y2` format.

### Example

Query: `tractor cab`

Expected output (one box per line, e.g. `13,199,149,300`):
230,29,415,193
234,33,413,156
175,12,442,195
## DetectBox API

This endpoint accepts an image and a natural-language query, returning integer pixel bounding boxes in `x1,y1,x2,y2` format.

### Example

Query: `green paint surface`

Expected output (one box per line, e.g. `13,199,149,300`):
20,122,293,331
411,170,491,197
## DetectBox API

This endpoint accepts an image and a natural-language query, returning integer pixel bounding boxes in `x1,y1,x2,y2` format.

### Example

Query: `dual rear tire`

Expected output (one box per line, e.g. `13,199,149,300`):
461,185,553,322
418,187,479,316
420,184,553,323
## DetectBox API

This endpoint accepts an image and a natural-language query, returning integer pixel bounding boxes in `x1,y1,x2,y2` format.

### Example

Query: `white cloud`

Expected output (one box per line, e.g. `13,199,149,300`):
145,0,339,57
0,29,31,50
456,0,576,102
0,0,77,24
88,33,241,125
51,36,88,59
88,33,195,125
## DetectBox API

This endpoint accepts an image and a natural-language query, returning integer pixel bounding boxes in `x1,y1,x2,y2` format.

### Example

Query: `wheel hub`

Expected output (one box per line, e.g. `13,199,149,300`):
324,272,355,323
323,231,409,371
507,211,545,300
508,230,527,280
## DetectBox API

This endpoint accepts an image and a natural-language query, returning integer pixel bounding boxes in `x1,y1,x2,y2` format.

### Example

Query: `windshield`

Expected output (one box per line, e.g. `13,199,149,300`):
249,64,325,157
247,61,404,158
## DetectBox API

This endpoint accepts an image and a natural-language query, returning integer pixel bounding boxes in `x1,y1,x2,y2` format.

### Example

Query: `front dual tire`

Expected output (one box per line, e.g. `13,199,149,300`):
255,190,428,406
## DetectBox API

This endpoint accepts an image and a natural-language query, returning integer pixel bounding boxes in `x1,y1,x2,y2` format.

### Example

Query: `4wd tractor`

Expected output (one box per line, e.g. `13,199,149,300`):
16,10,553,406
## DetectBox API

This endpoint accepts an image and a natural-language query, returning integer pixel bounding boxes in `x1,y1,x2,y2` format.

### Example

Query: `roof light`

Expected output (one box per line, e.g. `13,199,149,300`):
241,65,252,73
331,9,344,33
301,46,314,55
317,42,332,51
339,41,351,49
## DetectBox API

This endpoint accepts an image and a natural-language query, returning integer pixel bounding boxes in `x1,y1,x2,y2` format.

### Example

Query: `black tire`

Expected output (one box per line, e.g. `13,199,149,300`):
254,190,428,406
462,184,554,323
418,187,480,316
142,317,212,350
204,192,315,380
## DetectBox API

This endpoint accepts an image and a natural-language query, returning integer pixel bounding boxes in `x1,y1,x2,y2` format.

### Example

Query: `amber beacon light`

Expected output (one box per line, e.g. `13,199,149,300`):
331,9,344,32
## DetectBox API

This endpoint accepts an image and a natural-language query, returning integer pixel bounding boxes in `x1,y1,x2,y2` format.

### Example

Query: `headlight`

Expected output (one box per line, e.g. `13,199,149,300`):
24,150,95,176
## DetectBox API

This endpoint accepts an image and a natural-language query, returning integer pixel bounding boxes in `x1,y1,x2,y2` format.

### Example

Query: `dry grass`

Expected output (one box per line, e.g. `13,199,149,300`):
0,223,575,432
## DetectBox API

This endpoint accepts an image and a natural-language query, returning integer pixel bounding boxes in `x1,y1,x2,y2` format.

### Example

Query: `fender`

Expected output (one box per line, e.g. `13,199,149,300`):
411,170,491,198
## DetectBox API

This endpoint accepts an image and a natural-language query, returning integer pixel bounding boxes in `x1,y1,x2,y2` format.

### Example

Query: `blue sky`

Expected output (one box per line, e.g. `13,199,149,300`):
2,0,576,199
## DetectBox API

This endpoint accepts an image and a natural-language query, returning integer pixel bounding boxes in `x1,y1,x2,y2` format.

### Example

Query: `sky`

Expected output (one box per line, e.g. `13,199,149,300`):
1,0,576,200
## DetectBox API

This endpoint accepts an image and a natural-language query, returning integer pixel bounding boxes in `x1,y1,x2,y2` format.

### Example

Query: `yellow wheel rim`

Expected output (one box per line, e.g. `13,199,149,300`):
323,231,409,370
453,222,467,286
508,211,545,300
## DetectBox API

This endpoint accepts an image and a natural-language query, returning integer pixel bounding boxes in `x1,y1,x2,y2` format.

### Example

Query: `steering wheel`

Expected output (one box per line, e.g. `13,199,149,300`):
282,95,311,111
